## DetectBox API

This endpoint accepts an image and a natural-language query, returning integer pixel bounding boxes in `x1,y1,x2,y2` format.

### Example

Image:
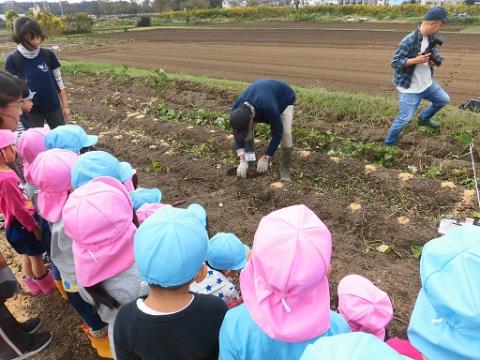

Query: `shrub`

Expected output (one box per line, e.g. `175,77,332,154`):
63,13,93,34
136,16,151,27
5,10,18,30
28,10,64,36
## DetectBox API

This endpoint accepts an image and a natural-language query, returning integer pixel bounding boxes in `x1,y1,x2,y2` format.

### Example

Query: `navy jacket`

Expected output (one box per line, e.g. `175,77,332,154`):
233,79,295,156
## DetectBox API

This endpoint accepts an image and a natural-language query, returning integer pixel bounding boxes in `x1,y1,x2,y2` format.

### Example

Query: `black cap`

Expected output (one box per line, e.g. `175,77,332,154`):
230,105,251,141
424,7,449,23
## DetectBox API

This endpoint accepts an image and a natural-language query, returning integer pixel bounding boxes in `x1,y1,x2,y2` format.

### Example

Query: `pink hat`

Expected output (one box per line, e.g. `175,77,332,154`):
17,127,49,165
338,274,393,340
136,203,172,225
62,176,136,287
240,204,332,342
27,149,78,222
0,130,16,149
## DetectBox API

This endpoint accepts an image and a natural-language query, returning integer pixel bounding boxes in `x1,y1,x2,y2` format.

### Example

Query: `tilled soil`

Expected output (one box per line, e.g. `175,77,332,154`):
3,72,477,359
62,22,480,103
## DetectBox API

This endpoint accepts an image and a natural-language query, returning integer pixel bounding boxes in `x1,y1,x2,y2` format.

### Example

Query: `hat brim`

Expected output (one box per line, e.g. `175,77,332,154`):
73,225,136,287
408,288,478,359
0,132,17,149
37,191,68,223
240,258,331,342
230,244,250,271
83,135,98,148
119,162,133,183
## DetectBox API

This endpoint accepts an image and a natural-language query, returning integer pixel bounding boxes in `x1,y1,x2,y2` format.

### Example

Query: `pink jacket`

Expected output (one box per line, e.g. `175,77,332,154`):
0,170,39,232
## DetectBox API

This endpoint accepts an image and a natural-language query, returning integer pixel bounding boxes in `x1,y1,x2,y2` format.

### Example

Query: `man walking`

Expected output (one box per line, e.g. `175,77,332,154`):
385,7,450,146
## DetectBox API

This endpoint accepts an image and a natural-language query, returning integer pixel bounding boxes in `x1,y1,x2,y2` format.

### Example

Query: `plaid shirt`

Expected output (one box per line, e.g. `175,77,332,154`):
391,27,437,89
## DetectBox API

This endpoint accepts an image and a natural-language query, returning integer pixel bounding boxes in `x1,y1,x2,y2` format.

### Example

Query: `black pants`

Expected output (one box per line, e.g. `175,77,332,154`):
0,302,32,359
29,108,65,130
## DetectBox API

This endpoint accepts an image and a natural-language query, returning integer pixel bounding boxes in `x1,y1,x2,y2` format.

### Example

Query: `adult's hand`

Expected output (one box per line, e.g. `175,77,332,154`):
237,160,248,178
404,53,430,68
62,107,71,121
256,156,270,174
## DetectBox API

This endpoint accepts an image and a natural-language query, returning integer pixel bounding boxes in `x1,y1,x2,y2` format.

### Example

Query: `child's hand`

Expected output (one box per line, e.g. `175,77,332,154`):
33,228,42,241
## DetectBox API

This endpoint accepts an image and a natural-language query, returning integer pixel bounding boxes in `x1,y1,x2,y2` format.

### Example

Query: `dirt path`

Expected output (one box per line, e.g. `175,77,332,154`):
62,22,480,103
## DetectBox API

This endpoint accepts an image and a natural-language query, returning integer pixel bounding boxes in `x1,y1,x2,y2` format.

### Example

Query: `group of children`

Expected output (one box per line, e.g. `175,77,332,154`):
0,14,479,360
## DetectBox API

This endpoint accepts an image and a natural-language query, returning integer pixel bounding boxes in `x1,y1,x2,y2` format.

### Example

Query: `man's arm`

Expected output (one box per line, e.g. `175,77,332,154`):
392,41,430,70
265,111,283,157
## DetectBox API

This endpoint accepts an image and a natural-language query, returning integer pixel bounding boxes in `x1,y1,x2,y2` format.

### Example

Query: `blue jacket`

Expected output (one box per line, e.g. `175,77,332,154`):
391,28,438,89
233,79,295,157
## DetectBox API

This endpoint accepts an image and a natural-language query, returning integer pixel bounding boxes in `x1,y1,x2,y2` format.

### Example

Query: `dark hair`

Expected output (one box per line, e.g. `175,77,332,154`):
229,105,251,131
20,82,29,99
12,16,45,46
149,282,191,291
0,70,25,108
84,283,120,310
131,172,139,190
79,145,98,154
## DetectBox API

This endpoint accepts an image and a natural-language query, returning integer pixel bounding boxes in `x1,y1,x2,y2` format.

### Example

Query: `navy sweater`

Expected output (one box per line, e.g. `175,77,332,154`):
233,79,295,157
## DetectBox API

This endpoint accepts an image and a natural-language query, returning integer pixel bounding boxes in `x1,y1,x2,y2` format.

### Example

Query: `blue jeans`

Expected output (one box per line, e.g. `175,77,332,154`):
385,81,450,145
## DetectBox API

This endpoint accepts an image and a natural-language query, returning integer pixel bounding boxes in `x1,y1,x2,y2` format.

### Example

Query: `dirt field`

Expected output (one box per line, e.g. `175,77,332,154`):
62,22,480,103
2,67,478,358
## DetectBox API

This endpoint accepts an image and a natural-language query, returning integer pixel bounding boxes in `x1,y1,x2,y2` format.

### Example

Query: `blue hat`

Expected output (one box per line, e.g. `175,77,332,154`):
207,232,249,271
408,225,480,360
187,203,207,228
71,151,133,189
424,7,449,23
134,206,208,287
45,125,98,152
129,188,162,210
300,332,407,360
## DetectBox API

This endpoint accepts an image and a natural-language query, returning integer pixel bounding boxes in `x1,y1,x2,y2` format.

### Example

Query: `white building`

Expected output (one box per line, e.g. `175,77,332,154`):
420,0,465,4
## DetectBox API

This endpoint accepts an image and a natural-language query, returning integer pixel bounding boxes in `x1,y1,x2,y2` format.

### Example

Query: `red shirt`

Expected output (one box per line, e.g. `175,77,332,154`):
0,170,39,232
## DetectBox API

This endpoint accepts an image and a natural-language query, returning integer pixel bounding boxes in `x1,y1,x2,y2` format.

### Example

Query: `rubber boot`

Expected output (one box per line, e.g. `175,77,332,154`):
82,324,113,359
21,275,42,296
54,280,68,300
279,147,293,182
33,270,56,295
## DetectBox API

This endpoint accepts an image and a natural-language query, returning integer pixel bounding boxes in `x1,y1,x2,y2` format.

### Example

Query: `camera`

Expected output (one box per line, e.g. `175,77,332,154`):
423,37,444,67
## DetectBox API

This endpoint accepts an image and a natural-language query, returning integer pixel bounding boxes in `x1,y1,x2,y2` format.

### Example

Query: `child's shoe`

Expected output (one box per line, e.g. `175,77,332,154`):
22,275,42,296
33,270,56,295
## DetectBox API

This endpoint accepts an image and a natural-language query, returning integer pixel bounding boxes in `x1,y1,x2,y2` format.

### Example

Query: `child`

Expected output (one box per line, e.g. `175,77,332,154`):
300,332,408,360
0,129,54,295
45,124,98,153
0,70,24,132
70,151,133,190
6,16,69,129
114,206,228,359
27,148,112,358
16,87,36,139
62,176,148,357
337,274,393,340
219,204,350,360
389,224,480,359
190,232,249,306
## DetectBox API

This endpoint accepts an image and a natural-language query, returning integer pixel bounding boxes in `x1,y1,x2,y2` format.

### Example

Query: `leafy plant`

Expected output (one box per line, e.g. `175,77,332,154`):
411,245,423,259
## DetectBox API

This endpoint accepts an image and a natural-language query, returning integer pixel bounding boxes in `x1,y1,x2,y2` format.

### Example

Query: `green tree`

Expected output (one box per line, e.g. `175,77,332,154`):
5,9,19,29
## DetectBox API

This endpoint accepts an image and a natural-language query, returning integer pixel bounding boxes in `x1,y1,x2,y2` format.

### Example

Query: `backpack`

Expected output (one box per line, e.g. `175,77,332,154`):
9,48,55,78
